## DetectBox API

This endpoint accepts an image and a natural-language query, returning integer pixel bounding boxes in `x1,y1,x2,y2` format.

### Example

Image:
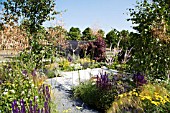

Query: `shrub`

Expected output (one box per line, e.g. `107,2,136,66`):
73,81,116,112
57,58,74,71
139,83,170,112
87,36,106,62
107,83,170,113
127,0,170,80
128,33,170,81
73,72,135,112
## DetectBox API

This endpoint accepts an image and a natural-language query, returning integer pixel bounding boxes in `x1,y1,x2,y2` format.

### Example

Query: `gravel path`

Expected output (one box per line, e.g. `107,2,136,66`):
53,82,99,113
45,68,118,113
45,68,102,113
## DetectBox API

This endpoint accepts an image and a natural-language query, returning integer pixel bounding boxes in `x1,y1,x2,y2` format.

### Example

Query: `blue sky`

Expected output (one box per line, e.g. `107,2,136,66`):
44,0,137,33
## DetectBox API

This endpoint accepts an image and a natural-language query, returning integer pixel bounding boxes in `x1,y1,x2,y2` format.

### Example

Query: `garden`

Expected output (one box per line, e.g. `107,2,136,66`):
0,0,170,113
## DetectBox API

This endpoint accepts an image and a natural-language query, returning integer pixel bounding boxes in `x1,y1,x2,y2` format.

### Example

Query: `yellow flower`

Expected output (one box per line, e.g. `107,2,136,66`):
160,99,166,104
151,101,160,106
132,92,138,96
164,96,170,102
118,94,124,98
129,91,133,96
123,93,127,97
155,95,163,100
139,95,152,101
63,108,71,113
145,96,152,101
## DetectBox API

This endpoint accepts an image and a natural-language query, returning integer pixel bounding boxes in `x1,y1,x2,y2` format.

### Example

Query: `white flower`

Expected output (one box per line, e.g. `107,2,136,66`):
21,91,25,95
74,63,82,70
92,82,96,85
3,91,8,95
10,90,15,93
31,83,34,87
70,63,75,67
5,88,8,92
35,96,38,99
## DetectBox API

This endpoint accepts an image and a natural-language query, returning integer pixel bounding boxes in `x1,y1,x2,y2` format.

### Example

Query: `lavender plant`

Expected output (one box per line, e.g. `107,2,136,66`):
11,85,51,113
133,72,147,87
0,61,52,113
96,72,112,90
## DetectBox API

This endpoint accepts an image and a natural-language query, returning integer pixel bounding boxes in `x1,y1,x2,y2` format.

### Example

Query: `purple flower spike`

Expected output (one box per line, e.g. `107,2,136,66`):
15,107,20,113
133,72,147,86
68,56,73,62
46,86,49,93
38,108,40,113
22,70,28,76
34,104,38,113
96,72,111,90
31,69,36,76
44,101,48,113
45,86,51,101
12,100,17,113
29,101,33,113
20,99,26,113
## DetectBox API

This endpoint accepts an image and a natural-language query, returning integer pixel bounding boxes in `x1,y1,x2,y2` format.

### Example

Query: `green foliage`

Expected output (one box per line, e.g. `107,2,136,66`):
1,0,58,34
105,29,119,47
0,61,48,112
43,63,60,78
45,70,56,78
140,83,170,112
118,30,132,50
97,29,105,37
73,81,116,112
16,26,57,68
127,0,170,80
82,27,95,40
67,27,81,40
73,71,135,112
108,82,170,113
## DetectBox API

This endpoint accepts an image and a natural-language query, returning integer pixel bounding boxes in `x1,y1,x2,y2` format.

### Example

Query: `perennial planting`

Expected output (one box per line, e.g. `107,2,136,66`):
0,0,170,113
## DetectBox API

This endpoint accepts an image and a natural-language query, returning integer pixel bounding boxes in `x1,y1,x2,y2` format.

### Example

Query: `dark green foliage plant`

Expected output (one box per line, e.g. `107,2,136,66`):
82,27,96,40
68,27,81,40
118,30,132,50
73,81,116,112
105,29,119,47
97,29,105,38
